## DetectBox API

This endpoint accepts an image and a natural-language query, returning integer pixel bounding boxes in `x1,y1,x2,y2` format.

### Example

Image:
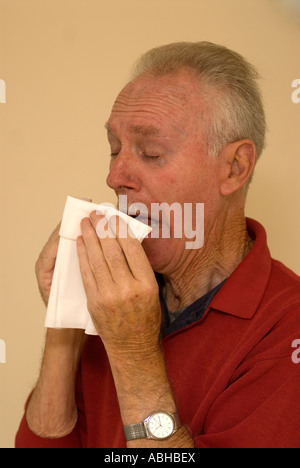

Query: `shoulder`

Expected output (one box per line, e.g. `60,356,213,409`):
272,258,300,284
252,259,300,360
268,258,300,306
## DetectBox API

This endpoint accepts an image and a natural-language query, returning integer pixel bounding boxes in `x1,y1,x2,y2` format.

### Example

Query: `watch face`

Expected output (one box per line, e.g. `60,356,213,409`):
147,412,175,440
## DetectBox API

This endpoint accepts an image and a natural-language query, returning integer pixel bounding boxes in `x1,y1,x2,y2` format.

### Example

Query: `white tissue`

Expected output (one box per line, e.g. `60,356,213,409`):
44,196,152,335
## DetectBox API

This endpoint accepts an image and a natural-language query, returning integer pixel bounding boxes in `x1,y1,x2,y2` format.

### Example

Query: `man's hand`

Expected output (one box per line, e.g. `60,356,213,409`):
77,211,194,448
35,223,61,307
77,212,162,357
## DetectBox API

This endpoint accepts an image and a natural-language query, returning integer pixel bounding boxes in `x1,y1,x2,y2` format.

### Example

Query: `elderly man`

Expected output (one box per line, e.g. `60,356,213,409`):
16,42,300,448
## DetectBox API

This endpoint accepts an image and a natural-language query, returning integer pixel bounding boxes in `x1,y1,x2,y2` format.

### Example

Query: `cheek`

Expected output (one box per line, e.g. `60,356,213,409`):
158,165,201,201
153,172,180,200
147,152,218,203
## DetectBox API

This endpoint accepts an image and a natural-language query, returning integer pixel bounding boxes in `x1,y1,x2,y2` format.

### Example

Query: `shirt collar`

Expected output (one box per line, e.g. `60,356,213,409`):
209,218,272,319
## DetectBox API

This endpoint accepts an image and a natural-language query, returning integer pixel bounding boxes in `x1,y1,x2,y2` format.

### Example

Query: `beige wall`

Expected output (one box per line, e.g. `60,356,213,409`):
0,0,299,448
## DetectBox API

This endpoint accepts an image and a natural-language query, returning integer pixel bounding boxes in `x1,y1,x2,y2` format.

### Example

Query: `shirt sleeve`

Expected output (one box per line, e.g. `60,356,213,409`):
15,413,81,448
194,326,300,448
14,386,84,449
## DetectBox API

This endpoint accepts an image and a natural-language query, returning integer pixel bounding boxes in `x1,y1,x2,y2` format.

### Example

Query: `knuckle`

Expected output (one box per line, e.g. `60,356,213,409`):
90,256,103,272
105,244,122,263
142,280,158,298
35,257,40,274
94,289,115,312
119,285,133,302
35,255,44,277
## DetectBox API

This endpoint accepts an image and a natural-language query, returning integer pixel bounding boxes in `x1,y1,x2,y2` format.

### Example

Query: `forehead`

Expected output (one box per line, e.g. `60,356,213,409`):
107,71,202,136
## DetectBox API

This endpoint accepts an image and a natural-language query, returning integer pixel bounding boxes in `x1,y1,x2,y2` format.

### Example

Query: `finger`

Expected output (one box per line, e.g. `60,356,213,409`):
90,212,133,283
76,235,98,295
80,217,113,285
41,222,61,257
36,222,61,273
109,215,155,282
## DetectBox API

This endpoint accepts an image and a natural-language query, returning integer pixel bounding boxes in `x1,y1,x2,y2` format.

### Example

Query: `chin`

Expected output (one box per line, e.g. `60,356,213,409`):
141,237,180,274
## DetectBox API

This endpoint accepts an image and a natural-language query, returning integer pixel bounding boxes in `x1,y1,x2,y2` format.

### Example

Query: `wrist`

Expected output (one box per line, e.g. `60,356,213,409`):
26,329,85,438
104,335,162,364
107,346,177,426
45,329,86,363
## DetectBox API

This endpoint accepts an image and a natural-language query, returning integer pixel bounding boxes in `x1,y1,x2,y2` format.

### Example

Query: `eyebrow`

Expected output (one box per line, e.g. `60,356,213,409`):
105,122,161,137
130,125,161,136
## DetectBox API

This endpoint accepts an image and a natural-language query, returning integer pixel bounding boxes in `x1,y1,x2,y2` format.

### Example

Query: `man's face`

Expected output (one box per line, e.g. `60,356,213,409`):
105,70,222,274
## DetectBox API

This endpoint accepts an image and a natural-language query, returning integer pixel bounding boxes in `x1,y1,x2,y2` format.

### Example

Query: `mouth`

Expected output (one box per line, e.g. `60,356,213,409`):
129,213,159,228
127,208,160,228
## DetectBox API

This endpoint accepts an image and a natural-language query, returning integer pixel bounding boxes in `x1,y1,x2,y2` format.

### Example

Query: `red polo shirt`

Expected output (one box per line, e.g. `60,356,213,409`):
15,219,300,448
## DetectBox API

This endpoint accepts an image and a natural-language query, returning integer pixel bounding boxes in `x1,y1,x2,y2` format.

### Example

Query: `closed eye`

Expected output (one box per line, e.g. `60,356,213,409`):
110,152,160,160
142,153,160,160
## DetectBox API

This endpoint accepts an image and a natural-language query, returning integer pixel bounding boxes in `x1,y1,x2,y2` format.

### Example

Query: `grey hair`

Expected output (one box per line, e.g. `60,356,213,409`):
131,42,266,159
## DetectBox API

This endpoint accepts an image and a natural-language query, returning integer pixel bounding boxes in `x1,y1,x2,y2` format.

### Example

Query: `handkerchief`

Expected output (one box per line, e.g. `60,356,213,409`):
44,196,152,335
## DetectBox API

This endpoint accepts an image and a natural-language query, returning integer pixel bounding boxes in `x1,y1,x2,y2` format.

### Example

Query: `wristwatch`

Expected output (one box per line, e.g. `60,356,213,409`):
123,410,181,441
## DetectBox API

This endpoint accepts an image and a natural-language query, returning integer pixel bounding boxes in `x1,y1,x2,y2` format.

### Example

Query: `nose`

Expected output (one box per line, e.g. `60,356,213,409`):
106,152,141,193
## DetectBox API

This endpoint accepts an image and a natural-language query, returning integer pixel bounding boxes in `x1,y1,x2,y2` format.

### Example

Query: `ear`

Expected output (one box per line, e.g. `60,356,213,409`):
219,140,257,196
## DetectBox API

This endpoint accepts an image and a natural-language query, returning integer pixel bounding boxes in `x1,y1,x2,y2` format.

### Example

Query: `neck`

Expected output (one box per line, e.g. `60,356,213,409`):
162,211,253,312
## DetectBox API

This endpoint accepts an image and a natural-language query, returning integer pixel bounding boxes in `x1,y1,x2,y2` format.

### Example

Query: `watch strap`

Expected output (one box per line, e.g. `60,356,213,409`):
173,412,181,429
123,422,146,441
